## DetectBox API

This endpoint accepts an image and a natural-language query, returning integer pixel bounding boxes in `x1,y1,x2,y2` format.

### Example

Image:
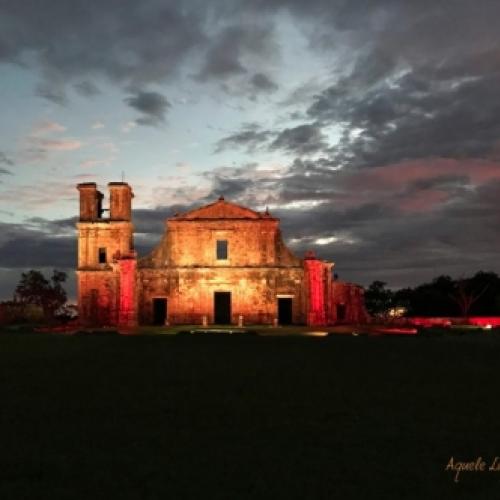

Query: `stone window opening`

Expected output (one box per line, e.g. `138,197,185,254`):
98,247,107,264
216,240,228,260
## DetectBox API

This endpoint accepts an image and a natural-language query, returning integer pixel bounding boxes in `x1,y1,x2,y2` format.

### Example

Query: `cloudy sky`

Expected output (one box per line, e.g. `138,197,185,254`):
1,0,500,300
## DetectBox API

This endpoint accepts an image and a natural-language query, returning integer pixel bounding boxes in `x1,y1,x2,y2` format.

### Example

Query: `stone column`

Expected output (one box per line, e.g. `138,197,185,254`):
304,251,326,326
118,255,137,328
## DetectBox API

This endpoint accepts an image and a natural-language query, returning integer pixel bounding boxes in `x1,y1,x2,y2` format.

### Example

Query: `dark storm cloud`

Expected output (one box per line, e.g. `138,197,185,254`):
124,91,171,126
306,71,500,169
3,0,500,106
214,123,272,153
202,166,256,201
35,82,68,106
0,221,75,268
25,216,77,233
270,123,329,155
205,177,248,201
250,73,278,93
253,0,500,171
204,1,500,172
132,206,187,235
215,122,329,155
405,175,469,194
0,0,283,103
271,179,500,287
210,162,285,199
0,0,205,90
240,0,500,57
73,80,101,97
195,23,277,80
197,26,248,79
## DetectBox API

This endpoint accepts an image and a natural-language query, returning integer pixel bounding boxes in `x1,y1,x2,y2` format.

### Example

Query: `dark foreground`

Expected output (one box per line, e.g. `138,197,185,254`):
1,333,499,499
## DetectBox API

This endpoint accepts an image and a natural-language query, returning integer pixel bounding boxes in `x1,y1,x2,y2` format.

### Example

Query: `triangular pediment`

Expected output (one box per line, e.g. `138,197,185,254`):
174,198,262,219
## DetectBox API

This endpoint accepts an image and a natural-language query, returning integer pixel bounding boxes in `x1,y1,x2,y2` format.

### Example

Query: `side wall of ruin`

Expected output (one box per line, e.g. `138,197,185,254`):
331,281,369,324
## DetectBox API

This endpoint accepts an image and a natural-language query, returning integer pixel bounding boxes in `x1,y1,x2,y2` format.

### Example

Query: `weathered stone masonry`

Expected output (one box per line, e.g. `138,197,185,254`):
76,182,368,327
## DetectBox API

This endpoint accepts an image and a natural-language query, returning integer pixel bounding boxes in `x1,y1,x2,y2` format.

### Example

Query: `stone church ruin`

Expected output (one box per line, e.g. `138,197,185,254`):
76,182,367,327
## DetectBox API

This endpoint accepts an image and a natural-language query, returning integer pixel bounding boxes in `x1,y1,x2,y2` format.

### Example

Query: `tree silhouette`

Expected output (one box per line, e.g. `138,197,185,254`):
14,270,67,321
450,277,488,319
364,281,393,316
381,272,500,317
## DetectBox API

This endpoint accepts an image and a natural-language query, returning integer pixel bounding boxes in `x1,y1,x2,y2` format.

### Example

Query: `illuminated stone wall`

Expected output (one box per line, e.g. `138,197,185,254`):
138,267,304,325
77,269,119,326
118,257,137,327
77,222,133,268
303,253,335,326
138,198,304,325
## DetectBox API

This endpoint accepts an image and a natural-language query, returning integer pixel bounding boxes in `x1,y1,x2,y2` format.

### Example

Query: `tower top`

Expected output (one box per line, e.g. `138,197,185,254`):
77,183,102,221
76,181,133,222
108,182,133,221
108,182,131,187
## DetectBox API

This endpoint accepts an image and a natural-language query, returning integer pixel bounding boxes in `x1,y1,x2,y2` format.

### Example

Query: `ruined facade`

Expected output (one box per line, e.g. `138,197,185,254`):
77,182,368,327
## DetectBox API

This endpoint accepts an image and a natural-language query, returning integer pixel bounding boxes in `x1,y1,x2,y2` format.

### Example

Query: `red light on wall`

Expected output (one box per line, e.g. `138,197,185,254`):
304,258,326,325
119,258,136,327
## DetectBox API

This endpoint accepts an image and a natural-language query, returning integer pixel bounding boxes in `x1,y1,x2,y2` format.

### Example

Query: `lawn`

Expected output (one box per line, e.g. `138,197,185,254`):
0,332,499,499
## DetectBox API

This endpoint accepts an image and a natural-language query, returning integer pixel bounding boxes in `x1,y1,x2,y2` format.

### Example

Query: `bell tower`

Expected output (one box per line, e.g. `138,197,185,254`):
76,182,137,327
109,182,133,221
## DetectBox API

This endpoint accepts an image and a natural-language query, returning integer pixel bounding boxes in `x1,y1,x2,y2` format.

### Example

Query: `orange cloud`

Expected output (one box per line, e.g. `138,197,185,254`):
39,138,82,151
31,120,66,136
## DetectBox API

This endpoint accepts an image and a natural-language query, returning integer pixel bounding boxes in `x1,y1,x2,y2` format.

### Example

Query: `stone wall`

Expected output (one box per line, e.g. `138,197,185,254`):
138,266,304,325
331,281,369,324
77,222,134,268
77,269,120,326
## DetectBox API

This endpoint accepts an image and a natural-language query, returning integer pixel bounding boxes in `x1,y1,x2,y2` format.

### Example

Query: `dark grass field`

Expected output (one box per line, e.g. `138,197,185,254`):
1,332,500,499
